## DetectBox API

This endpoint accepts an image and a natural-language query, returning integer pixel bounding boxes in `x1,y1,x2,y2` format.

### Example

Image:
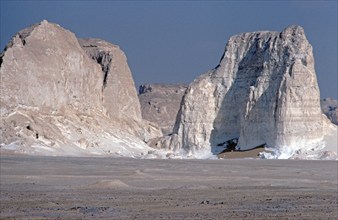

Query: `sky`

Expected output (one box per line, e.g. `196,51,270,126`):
1,0,337,99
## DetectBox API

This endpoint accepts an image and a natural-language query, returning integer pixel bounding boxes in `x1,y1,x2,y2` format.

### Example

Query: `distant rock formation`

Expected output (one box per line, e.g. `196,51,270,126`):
139,84,187,135
155,25,331,158
0,20,159,156
321,98,338,125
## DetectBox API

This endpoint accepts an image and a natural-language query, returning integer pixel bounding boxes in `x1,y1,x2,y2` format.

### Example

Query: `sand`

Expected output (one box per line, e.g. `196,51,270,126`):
217,146,269,159
0,155,337,219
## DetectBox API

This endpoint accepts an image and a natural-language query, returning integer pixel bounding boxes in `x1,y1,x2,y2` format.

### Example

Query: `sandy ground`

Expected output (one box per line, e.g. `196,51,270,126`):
218,147,268,159
0,155,337,219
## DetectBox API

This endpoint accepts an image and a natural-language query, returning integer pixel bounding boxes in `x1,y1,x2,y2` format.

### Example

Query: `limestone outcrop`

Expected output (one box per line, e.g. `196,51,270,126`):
157,25,327,157
139,84,187,135
0,20,156,156
0,20,103,115
1,21,334,159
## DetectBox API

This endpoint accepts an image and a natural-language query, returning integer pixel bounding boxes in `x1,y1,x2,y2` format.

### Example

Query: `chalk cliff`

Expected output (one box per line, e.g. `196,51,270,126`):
157,25,329,158
1,21,334,159
78,38,142,121
0,20,157,156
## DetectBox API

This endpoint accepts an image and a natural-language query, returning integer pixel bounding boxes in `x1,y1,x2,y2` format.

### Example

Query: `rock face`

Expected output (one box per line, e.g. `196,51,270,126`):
0,20,103,115
78,38,142,121
321,98,338,125
139,84,187,135
158,25,325,156
0,20,155,156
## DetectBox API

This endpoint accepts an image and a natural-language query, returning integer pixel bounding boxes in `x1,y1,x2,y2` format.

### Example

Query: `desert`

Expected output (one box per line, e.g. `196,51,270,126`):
1,1,337,219
1,154,337,219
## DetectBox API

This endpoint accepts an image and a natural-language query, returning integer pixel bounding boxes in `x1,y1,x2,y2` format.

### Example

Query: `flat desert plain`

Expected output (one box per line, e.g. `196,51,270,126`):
0,154,337,219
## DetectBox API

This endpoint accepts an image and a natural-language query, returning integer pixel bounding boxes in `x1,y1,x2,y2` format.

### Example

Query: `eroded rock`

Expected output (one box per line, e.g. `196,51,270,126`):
0,20,154,157
157,25,329,157
78,38,142,121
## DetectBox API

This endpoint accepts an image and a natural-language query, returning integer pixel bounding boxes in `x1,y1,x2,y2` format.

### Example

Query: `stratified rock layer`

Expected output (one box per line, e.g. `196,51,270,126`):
160,25,324,155
0,20,153,156
139,84,187,135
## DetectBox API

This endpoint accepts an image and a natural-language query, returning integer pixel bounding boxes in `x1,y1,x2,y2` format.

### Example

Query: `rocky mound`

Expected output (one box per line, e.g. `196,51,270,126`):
0,20,160,156
154,25,336,159
139,84,187,135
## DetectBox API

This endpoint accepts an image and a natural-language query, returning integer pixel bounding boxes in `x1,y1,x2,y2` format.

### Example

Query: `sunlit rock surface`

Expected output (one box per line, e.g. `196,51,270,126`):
157,25,335,158
0,20,155,157
78,38,142,121
1,21,335,159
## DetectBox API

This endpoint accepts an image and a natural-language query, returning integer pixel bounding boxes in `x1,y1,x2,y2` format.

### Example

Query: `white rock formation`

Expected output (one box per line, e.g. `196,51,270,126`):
1,21,334,159
158,25,332,158
0,20,103,115
0,20,159,157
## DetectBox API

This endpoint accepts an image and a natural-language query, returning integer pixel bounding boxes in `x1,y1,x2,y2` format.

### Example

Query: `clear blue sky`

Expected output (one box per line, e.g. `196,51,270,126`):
1,0,337,98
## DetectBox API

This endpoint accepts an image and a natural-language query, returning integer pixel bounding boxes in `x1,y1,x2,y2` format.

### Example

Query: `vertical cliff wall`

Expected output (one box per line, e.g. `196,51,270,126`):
161,25,324,157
